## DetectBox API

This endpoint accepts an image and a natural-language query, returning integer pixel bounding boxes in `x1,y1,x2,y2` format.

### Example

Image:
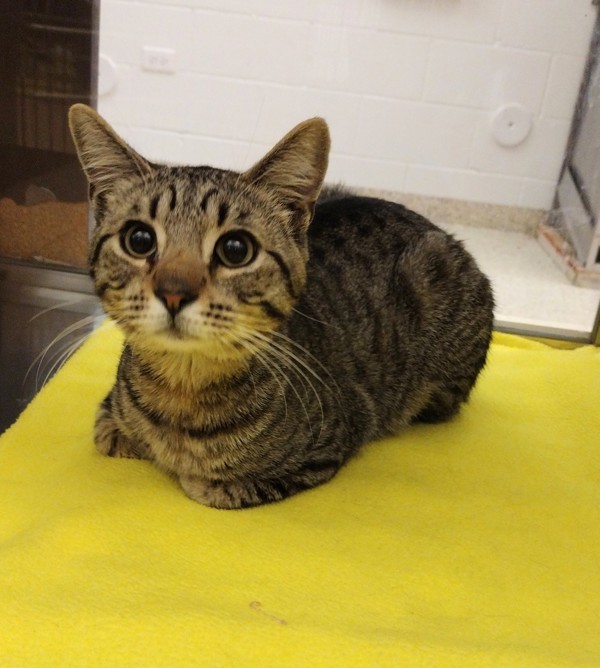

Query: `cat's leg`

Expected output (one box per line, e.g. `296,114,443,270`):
412,385,465,424
94,393,151,459
179,475,290,509
180,463,340,509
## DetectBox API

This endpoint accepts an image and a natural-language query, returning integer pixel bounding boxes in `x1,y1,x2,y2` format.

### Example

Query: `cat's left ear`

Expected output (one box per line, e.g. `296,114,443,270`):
68,104,153,196
243,118,330,219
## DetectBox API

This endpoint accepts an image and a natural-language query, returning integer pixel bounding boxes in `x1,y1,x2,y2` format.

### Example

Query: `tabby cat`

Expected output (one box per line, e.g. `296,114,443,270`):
68,104,494,509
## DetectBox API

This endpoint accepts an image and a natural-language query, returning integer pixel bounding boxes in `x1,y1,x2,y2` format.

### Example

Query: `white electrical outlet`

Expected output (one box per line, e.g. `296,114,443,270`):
141,46,176,73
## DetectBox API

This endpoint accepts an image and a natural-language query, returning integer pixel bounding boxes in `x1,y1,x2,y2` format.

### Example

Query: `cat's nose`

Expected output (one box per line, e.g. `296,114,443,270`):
155,289,196,317
151,252,206,317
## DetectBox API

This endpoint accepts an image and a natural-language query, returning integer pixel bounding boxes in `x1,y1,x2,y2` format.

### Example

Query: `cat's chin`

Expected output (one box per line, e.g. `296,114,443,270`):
131,329,245,362
154,332,199,352
150,333,218,353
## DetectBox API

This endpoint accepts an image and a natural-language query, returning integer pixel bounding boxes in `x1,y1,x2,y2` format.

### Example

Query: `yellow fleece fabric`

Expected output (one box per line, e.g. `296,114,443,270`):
0,324,599,667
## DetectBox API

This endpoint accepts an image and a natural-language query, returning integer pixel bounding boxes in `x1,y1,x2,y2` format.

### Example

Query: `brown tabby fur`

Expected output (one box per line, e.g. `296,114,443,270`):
68,104,494,509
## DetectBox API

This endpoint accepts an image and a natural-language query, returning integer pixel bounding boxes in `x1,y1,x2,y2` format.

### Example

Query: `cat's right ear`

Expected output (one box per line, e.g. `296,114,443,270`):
243,117,330,218
68,104,153,196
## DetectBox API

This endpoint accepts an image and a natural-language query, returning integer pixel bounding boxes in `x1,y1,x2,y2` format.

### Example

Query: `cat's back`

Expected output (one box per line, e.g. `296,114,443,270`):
305,194,493,328
292,194,494,431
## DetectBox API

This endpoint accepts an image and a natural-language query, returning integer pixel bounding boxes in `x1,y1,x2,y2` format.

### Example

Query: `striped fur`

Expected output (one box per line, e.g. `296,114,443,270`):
69,104,494,509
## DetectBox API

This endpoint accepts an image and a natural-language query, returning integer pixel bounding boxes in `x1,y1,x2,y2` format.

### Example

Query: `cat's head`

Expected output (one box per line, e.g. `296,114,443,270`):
68,105,329,361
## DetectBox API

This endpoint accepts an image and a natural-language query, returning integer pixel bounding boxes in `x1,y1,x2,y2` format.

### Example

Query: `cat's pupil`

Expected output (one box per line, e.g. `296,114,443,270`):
122,222,156,258
224,237,246,263
130,230,153,254
216,232,255,267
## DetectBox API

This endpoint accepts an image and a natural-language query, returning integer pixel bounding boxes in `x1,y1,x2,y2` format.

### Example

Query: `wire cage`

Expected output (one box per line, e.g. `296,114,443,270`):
0,0,97,264
15,0,96,154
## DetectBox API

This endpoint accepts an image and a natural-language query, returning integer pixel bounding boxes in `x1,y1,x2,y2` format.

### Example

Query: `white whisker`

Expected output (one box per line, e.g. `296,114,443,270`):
234,324,324,444
28,297,87,323
40,336,89,389
291,307,332,328
232,324,318,442
230,335,289,423
269,329,342,399
253,332,324,439
24,315,97,391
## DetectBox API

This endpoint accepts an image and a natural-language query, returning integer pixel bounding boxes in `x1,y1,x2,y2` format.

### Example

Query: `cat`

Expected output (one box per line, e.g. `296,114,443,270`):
68,103,494,509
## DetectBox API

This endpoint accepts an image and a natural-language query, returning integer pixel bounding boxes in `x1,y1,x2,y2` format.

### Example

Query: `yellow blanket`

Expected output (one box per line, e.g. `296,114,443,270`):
1,325,599,667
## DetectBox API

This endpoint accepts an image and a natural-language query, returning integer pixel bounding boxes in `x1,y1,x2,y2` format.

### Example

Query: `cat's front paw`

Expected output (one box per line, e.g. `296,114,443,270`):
96,430,148,459
179,475,292,509
94,400,149,459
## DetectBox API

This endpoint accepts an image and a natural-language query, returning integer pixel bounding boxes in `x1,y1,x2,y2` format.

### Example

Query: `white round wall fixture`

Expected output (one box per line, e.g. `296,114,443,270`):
491,104,533,147
98,54,117,96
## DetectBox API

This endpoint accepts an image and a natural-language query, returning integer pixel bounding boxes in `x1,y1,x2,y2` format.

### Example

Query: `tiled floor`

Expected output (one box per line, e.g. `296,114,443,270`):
439,222,600,341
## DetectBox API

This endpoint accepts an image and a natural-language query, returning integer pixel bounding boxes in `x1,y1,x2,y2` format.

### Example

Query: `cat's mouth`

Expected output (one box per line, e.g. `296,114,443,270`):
158,323,200,347
147,320,236,358
164,323,185,339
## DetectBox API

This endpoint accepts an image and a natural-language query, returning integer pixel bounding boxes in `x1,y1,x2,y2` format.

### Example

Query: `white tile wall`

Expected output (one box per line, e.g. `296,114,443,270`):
519,179,558,210
470,116,572,182
98,0,597,210
251,87,361,150
191,12,312,86
543,55,592,120
353,98,478,168
498,0,596,56
344,0,503,43
312,28,430,100
404,166,523,207
424,42,550,113
330,155,408,192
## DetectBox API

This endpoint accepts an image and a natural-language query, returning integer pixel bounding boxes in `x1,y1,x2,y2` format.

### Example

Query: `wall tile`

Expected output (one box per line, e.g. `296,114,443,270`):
328,154,407,191
100,68,266,140
97,83,137,126
103,0,201,6
101,1,194,44
189,0,320,19
251,86,361,151
128,128,262,170
542,55,588,120
191,12,312,85
127,128,186,164
146,0,349,23
519,179,557,209
100,1,195,70
344,0,502,43
405,165,523,206
425,41,550,113
98,32,138,68
469,115,571,182
498,0,596,56
99,1,135,34
354,98,478,168
310,27,428,99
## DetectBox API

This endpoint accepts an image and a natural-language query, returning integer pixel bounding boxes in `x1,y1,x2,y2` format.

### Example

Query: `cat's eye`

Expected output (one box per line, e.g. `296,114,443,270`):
215,231,257,268
120,221,157,259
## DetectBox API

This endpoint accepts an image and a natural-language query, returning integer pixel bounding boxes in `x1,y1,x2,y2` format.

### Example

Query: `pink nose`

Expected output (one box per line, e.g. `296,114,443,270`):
151,252,206,317
155,290,195,317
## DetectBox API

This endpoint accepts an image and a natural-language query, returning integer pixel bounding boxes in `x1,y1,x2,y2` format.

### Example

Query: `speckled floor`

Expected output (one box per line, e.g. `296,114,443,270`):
438,222,600,341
